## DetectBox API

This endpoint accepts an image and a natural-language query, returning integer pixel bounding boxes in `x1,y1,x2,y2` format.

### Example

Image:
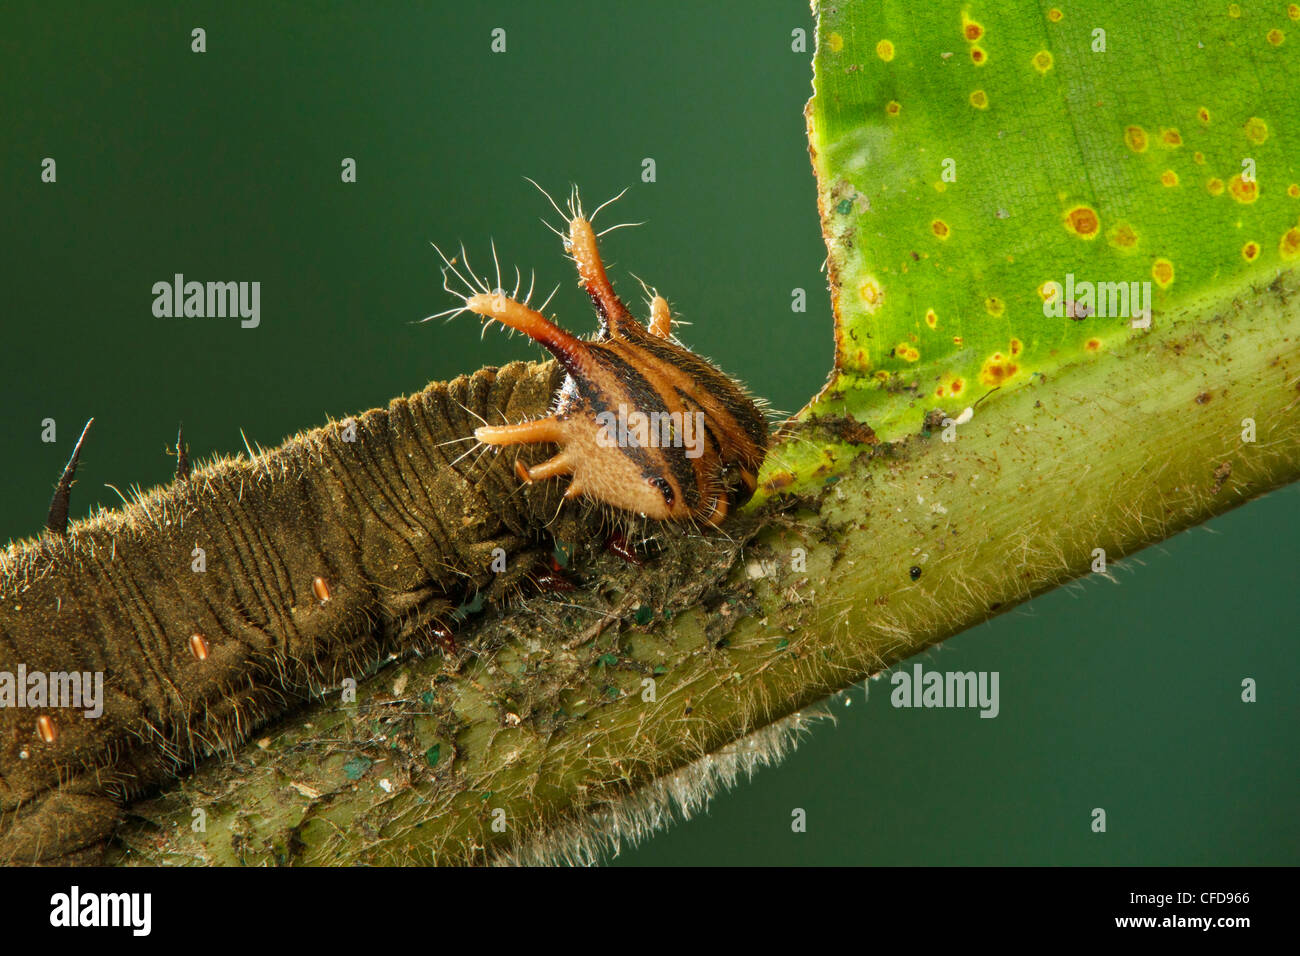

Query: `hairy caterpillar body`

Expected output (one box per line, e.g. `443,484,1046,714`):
0,362,573,864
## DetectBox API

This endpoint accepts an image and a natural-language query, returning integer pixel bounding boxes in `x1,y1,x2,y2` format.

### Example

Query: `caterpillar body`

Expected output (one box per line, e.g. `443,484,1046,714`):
0,197,770,864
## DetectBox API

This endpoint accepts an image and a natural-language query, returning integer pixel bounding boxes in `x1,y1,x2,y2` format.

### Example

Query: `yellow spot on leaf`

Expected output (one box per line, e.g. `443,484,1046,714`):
1152,258,1175,288
1281,227,1300,260
827,32,844,53
877,39,895,61
932,219,951,240
962,16,985,42
985,296,1005,317
1048,8,1064,22
1193,151,1206,165
886,100,901,116
1289,184,1300,198
1161,170,1179,187
858,277,884,312
1207,177,1225,196
1124,125,1149,152
1267,28,1285,45
895,343,920,363
1010,338,1023,356
1242,240,1260,261
934,181,948,192
1038,280,1061,303
979,351,1020,386
1064,205,1100,239
1228,4,1241,18
1229,173,1258,203
952,336,964,346
969,89,989,109
1085,338,1102,352
1160,128,1182,147
1108,222,1139,249
970,45,987,65
1033,50,1054,73
1290,4,1300,21
936,373,967,398
925,308,938,329
1197,107,1210,124
1244,116,1269,144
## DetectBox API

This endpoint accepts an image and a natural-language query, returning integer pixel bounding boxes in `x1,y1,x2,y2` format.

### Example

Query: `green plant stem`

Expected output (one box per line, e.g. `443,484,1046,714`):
109,271,1300,865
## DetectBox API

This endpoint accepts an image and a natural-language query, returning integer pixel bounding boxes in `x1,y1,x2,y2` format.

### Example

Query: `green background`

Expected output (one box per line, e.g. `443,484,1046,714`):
1,2,1294,865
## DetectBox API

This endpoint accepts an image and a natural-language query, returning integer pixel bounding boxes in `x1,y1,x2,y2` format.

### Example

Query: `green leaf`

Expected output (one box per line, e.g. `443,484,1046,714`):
802,0,1299,444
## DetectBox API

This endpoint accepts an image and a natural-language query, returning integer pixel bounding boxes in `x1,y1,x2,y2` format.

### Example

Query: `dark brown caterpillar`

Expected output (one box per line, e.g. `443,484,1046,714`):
0,361,580,865
0,193,771,865
435,187,769,525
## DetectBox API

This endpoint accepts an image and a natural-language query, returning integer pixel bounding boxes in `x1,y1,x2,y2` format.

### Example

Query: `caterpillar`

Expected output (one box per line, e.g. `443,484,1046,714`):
0,190,769,864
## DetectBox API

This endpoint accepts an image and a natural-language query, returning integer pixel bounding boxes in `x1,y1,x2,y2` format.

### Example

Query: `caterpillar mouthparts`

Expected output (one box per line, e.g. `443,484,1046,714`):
435,186,769,526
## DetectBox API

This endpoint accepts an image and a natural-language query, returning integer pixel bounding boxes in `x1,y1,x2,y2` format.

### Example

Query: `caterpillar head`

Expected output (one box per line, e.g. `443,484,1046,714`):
433,188,768,526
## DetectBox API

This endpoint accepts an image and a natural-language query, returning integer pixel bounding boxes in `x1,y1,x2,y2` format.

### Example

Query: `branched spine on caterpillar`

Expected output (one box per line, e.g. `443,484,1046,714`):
431,182,769,527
